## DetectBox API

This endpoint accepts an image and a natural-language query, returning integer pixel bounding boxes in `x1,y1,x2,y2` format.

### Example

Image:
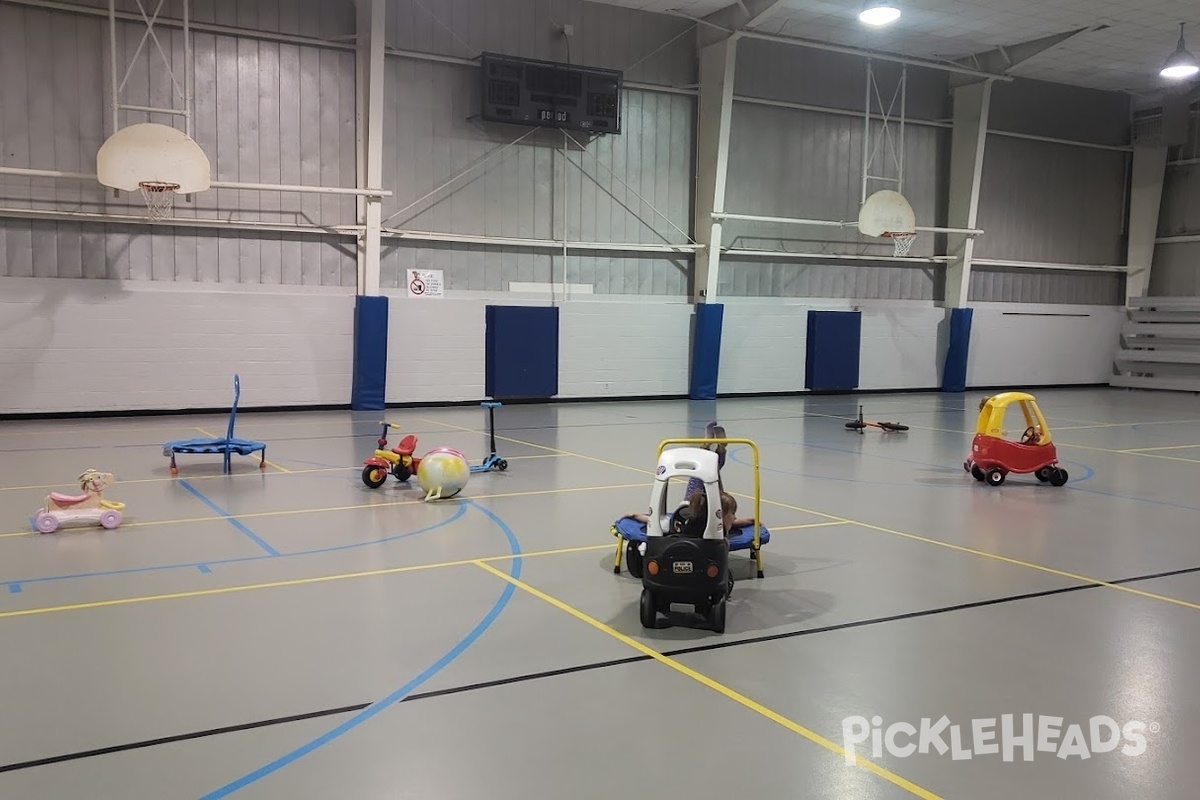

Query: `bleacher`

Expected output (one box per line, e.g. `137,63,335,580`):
1112,297,1200,392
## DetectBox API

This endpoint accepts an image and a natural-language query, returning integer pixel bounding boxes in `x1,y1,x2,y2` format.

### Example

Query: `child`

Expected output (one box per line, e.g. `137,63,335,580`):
685,422,727,500
622,489,752,538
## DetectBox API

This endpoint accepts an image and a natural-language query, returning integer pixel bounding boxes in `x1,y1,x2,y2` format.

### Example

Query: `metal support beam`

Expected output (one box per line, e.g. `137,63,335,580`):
702,0,788,35
1125,145,1169,302
692,35,738,303
942,79,993,309
355,0,385,296
107,0,192,136
950,28,1087,87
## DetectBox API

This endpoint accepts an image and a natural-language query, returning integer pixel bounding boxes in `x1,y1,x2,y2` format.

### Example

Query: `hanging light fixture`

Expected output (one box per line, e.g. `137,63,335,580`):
859,0,901,27
1160,22,1199,79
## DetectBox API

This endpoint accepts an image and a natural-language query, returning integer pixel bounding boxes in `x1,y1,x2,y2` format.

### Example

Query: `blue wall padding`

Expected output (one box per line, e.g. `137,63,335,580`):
805,310,861,391
941,307,973,392
350,295,389,410
689,303,724,400
485,305,559,398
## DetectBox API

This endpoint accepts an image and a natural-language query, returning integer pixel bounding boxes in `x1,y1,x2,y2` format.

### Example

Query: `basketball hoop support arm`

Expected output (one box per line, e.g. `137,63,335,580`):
709,212,983,237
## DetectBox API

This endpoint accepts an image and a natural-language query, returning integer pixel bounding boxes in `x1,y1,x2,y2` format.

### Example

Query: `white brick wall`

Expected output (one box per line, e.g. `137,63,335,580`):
383,294,693,402
719,302,807,393
0,278,355,414
384,296,491,404
968,303,1123,387
719,299,943,393
858,306,944,390
559,302,692,397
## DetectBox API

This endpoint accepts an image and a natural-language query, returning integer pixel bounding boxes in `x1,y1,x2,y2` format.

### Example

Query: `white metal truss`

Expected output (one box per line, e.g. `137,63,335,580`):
108,0,191,136
861,60,906,204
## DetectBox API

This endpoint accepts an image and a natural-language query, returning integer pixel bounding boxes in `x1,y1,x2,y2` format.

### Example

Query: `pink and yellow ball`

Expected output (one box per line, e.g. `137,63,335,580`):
417,446,470,499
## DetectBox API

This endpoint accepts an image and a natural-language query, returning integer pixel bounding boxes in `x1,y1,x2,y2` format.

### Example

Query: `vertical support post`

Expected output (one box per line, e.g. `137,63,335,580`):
355,0,369,288
693,34,738,304
350,0,387,410
109,0,119,136
182,0,192,138
861,59,872,204
942,79,993,309
1124,145,1168,302
355,0,385,296
898,65,906,193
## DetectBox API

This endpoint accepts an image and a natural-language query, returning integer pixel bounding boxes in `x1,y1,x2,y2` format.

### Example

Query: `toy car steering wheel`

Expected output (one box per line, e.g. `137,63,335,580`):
669,506,689,535
1020,426,1040,444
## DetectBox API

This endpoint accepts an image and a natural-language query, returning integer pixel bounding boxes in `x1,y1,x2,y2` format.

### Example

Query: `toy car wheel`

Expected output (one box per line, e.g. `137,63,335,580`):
639,589,657,629
709,597,727,633
971,465,985,481
985,468,1006,486
35,513,59,534
625,542,644,578
361,465,388,489
99,509,122,529
392,464,411,482
497,459,508,471
1035,466,1052,482
1049,467,1068,487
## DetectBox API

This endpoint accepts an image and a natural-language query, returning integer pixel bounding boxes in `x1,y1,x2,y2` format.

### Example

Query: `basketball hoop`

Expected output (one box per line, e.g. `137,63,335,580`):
884,231,916,257
139,181,180,219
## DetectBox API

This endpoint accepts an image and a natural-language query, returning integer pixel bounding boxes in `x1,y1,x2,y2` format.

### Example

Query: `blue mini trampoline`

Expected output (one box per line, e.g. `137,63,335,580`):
163,374,267,475
611,516,770,577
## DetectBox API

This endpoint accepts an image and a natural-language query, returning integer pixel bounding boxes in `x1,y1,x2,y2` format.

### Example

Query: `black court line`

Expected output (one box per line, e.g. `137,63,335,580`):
5,562,1198,775
0,703,371,774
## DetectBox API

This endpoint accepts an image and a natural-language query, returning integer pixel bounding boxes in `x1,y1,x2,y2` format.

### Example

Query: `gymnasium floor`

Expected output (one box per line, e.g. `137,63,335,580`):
1,388,1198,800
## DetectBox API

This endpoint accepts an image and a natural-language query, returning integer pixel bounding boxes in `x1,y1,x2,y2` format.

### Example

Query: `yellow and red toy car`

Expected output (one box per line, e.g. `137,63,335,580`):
964,392,1067,487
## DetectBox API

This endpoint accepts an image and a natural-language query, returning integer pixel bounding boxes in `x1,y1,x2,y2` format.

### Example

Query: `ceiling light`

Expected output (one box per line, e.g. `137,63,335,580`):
859,1,901,27
1160,23,1199,79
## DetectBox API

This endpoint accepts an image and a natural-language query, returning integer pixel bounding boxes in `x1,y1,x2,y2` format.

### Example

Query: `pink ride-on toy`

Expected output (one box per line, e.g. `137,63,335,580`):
33,469,126,533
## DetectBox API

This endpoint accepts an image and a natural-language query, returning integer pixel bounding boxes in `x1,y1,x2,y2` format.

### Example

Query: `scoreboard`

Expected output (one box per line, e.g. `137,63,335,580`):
480,52,622,135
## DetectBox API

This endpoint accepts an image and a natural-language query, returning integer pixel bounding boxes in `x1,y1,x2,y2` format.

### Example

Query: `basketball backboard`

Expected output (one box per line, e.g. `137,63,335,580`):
97,122,210,194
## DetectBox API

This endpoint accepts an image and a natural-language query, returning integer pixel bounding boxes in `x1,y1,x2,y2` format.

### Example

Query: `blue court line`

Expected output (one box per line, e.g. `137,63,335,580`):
177,480,280,557
1,504,468,590
199,499,522,799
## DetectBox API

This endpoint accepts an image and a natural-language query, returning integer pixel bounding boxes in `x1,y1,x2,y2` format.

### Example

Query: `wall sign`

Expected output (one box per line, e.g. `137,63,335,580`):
407,269,444,298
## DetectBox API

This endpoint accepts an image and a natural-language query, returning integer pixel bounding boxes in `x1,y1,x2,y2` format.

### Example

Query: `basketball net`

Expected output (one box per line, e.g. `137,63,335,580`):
885,231,916,257
139,181,180,220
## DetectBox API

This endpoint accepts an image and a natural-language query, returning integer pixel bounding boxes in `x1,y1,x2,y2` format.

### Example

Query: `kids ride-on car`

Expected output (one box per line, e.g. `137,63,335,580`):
638,446,735,633
964,392,1067,487
34,469,126,533
362,423,421,488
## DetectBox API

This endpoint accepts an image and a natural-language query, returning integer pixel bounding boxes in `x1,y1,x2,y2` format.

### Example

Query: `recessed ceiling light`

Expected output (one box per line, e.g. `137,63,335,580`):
859,1,901,27
1160,23,1200,79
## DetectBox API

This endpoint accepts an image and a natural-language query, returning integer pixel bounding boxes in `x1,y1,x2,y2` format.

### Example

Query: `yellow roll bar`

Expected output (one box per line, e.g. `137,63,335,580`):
657,438,763,579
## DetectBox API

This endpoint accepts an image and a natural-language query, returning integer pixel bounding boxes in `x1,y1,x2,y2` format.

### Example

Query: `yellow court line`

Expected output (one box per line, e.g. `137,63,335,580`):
1120,443,1200,453
0,543,615,621
0,454,567,494
0,466,349,494
0,482,650,539
771,521,850,532
1056,442,1200,464
472,560,940,799
191,426,289,474
764,500,1200,613
428,419,1200,613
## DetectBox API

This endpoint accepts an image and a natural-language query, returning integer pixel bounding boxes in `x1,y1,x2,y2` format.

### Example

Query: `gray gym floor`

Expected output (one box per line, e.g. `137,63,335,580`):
1,388,1198,799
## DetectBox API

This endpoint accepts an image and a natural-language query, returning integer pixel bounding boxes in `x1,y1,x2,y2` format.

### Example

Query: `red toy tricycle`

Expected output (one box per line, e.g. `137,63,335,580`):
964,392,1068,487
362,422,422,488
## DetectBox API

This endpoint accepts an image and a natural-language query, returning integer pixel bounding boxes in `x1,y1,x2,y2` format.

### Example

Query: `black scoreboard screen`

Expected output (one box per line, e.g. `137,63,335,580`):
480,52,622,134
